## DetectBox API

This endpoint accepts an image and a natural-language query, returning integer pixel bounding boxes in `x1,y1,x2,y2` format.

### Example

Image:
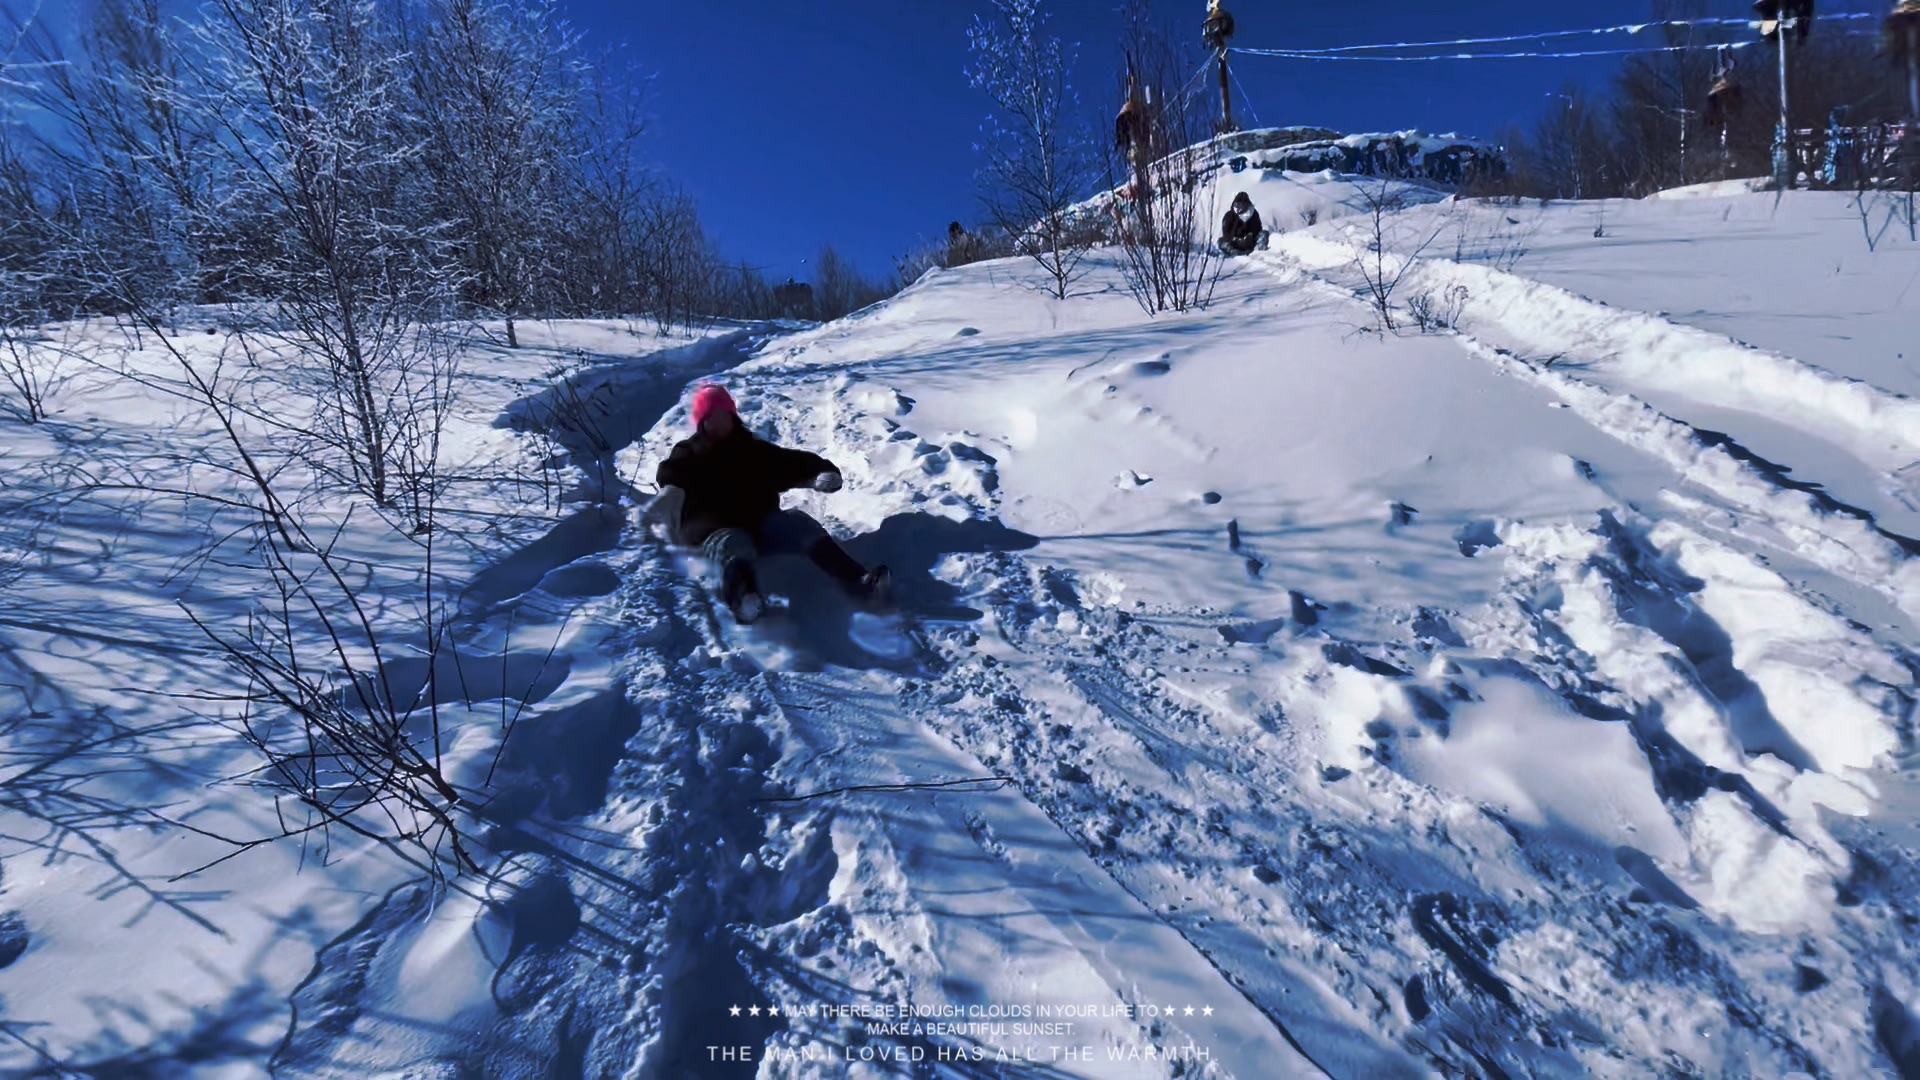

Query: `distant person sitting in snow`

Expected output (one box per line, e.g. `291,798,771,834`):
1219,191,1263,256
654,384,890,624
947,221,981,266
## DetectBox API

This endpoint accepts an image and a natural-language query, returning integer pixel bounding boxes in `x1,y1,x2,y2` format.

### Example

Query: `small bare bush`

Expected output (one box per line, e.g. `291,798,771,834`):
1106,0,1222,315
1407,283,1470,333
0,330,67,424
1351,181,1445,332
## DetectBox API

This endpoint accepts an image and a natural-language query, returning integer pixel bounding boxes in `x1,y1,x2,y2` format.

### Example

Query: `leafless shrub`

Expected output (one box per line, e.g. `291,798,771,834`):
1113,153,1224,315
893,239,950,286
169,307,479,878
0,331,67,424
0,136,71,422
178,0,468,515
403,0,585,348
1351,181,1445,332
1106,0,1222,315
551,45,653,318
192,536,475,878
2,0,496,879
512,365,622,507
812,245,897,321
1407,283,1470,333
709,260,777,320
1451,202,1544,271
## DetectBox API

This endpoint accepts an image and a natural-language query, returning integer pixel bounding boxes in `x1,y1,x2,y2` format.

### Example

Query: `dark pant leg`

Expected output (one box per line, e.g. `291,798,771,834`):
656,488,756,595
703,527,759,603
756,509,868,589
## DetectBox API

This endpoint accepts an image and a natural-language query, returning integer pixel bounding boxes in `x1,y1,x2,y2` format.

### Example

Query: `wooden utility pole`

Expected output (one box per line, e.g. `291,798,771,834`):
1756,0,1814,188
1890,1,1920,235
1776,11,1792,188
1894,2,1920,120
1204,2,1237,133
1706,47,1742,176
1219,49,1234,133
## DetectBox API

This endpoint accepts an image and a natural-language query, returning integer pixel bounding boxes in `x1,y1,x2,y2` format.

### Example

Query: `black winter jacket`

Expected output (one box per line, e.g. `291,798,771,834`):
1221,205,1263,252
655,427,836,542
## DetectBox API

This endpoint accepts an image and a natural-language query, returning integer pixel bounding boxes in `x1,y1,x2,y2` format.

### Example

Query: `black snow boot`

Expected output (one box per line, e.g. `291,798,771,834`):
722,558,766,624
857,565,894,611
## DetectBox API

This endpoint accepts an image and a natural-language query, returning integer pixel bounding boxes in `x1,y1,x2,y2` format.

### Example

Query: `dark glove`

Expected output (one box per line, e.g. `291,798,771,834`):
812,470,843,494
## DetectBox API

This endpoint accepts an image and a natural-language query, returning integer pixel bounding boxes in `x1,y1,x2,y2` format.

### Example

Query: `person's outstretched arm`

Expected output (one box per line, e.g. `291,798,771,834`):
761,442,839,492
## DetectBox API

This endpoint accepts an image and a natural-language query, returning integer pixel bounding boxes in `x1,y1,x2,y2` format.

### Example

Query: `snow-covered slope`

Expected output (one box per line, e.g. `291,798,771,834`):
3,177,1919,1078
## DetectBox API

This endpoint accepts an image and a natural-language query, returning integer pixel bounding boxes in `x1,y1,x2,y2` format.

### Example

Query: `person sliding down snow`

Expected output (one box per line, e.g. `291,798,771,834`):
1219,191,1263,256
654,384,890,624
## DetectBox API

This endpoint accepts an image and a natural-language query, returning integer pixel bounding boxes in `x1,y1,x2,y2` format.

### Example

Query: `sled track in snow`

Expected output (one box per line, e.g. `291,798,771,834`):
278,542,849,1077
1254,240,1920,625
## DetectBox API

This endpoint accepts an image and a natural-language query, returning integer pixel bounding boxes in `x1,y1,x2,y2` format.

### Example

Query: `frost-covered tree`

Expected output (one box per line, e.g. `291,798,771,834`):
11,0,213,313
634,186,720,334
966,0,1098,299
403,0,582,346
1528,85,1616,201
556,48,653,317
194,0,462,510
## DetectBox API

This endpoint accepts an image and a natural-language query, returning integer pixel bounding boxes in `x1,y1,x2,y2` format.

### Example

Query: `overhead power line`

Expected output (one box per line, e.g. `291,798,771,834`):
1235,11,1881,59
1239,30,1882,64
1241,41,1770,63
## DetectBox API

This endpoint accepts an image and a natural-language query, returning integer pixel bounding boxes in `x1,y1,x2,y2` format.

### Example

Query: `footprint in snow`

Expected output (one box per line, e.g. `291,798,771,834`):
0,912,28,969
1453,520,1501,557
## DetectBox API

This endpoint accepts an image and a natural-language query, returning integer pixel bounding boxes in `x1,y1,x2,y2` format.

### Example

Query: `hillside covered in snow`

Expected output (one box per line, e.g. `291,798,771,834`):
2,171,1919,1078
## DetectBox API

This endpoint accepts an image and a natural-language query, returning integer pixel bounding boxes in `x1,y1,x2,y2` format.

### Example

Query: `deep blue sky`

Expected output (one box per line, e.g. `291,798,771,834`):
573,0,1670,281
31,0,1812,282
